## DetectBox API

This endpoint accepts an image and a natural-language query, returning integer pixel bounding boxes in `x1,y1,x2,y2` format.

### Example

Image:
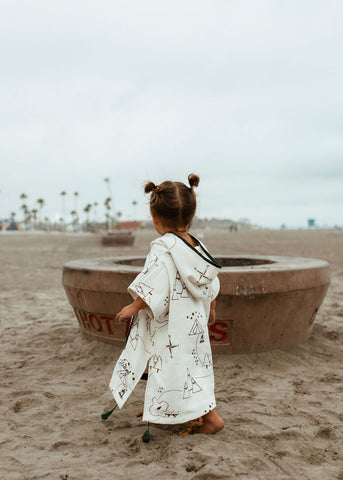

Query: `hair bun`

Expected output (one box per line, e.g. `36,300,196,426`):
144,181,162,194
188,173,200,188
144,181,156,194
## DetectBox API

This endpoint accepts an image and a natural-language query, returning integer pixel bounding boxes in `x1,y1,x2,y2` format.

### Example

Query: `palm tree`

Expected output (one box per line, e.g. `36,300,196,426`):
70,210,79,231
60,191,67,216
132,200,138,220
104,196,112,231
37,198,45,229
74,192,79,214
19,194,28,228
84,204,92,229
20,204,29,229
31,209,38,230
104,178,115,230
60,191,67,230
73,192,79,230
93,202,98,219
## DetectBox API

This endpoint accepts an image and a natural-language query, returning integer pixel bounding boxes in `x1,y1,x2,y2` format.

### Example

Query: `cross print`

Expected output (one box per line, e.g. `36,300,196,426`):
194,265,211,282
166,335,179,358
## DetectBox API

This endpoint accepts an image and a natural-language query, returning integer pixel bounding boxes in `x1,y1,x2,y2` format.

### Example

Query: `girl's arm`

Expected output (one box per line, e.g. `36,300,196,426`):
115,297,148,323
208,299,216,325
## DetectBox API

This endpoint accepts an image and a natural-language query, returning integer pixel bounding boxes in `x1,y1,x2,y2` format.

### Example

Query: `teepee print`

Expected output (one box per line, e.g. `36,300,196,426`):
191,376,202,393
202,352,212,368
171,271,189,300
183,369,202,399
183,382,191,399
189,319,204,336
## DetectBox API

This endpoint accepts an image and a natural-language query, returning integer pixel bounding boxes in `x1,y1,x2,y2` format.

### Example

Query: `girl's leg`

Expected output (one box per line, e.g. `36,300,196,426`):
197,408,225,434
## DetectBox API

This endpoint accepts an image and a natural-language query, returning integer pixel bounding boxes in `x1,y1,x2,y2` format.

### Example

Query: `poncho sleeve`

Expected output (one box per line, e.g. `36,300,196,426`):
128,247,169,320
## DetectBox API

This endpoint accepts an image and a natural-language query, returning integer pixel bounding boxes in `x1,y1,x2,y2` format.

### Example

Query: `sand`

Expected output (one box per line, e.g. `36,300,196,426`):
0,229,342,480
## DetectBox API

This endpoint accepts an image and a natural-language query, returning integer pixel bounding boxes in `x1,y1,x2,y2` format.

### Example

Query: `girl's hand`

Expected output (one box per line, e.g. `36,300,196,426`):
115,304,136,323
115,297,148,323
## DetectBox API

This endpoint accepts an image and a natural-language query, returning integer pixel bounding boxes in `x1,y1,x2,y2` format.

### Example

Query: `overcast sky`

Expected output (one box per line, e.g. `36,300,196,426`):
1,0,342,228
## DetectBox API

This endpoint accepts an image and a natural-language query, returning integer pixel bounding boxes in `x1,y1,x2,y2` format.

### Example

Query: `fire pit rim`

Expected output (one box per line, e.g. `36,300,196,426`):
63,254,329,273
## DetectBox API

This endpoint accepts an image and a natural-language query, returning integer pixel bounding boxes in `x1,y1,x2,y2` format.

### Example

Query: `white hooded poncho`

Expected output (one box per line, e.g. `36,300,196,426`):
109,232,221,424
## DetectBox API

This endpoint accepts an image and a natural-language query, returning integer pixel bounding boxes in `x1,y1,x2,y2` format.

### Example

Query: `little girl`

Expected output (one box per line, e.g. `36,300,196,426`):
109,174,225,434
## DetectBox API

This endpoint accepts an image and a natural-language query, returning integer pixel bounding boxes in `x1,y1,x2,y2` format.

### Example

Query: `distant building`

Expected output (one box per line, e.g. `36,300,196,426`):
117,221,141,230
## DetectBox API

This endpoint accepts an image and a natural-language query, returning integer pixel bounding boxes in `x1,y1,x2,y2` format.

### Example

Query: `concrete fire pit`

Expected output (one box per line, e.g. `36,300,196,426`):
62,255,330,354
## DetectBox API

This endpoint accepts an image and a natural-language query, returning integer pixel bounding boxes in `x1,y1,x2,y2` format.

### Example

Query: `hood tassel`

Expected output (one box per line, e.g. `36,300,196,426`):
101,404,117,420
142,422,151,443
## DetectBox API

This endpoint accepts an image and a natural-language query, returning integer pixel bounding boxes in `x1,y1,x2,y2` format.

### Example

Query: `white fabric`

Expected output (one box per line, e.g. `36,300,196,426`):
109,232,221,424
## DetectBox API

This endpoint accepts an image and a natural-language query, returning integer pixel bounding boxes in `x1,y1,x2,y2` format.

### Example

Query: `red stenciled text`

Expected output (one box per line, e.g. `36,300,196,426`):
74,308,232,344
209,320,233,344
74,308,130,338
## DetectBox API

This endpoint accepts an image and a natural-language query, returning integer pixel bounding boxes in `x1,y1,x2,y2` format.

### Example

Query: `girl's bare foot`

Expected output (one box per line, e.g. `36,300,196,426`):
196,409,225,434
136,410,143,417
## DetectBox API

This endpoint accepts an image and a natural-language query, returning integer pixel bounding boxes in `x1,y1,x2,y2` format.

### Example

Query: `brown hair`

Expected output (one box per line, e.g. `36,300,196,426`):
144,174,200,229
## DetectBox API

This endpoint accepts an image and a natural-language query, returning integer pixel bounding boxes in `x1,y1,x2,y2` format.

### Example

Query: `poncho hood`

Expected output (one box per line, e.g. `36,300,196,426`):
151,232,222,300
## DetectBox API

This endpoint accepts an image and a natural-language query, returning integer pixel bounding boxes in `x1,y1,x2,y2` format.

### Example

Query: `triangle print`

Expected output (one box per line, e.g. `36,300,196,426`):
189,319,204,336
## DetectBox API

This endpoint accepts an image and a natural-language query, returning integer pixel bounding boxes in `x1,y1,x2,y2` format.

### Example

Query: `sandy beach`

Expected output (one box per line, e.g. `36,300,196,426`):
1,229,342,480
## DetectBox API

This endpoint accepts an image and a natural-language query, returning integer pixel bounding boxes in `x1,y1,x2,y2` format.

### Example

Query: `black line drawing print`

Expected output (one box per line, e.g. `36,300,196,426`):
192,347,199,366
166,335,179,358
155,303,169,327
129,321,139,350
127,312,154,355
142,253,159,274
145,313,156,345
202,352,212,368
194,265,211,283
130,335,138,351
183,369,202,399
149,397,179,418
117,359,132,389
118,388,126,399
149,354,162,374
148,253,159,267
155,313,168,328
188,312,213,368
171,271,189,300
189,318,204,336
200,284,211,298
135,282,154,303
